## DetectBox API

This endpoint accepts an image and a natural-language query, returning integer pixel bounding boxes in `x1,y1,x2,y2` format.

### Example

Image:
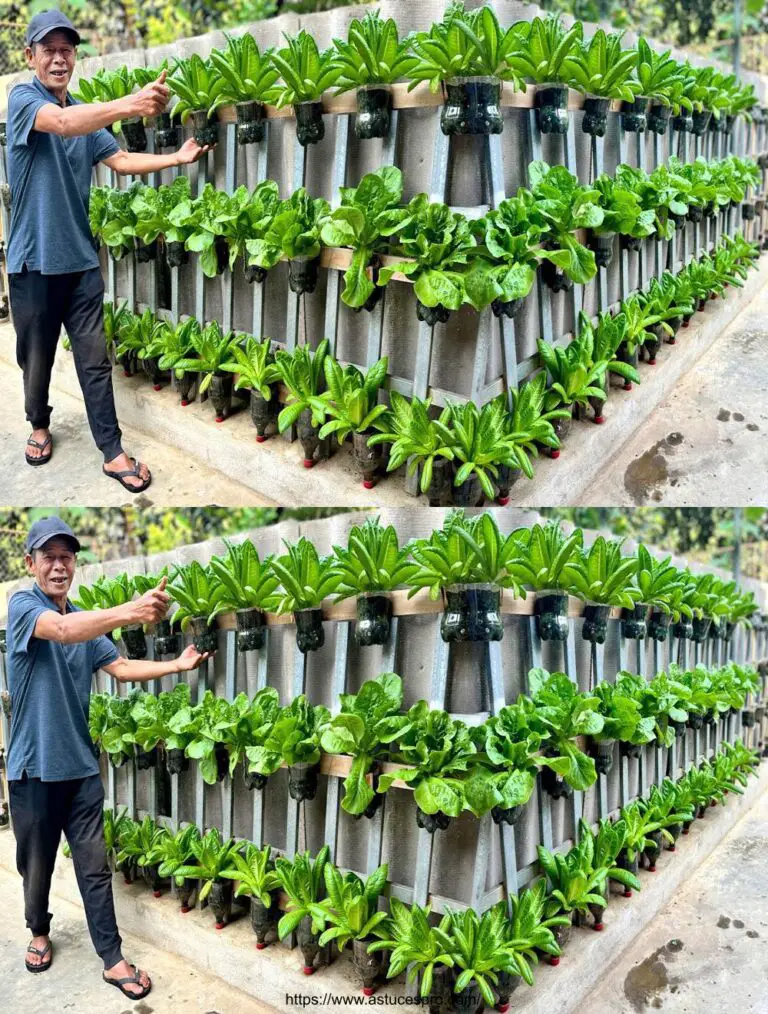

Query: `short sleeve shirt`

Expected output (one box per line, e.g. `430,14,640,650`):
6,74,120,275
6,583,119,781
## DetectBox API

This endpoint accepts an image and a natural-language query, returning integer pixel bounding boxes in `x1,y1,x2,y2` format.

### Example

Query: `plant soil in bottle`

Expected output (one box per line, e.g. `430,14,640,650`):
540,760,573,800
621,234,642,252
187,614,218,653
177,878,197,911
621,96,649,132
235,100,265,144
441,583,502,643
535,83,569,134
666,822,682,850
588,901,606,931
121,116,148,152
121,622,148,660
546,413,571,458
135,237,158,263
356,84,392,140
672,112,693,132
251,895,277,947
621,603,648,639
582,602,610,643
592,738,616,775
535,590,569,641
416,298,451,325
591,231,615,268
691,109,711,135
297,914,329,974
582,95,610,136
165,747,189,775
177,371,196,406
743,708,756,727
687,712,704,731
287,760,319,801
209,879,234,928
495,969,522,1011
495,463,522,505
441,75,503,136
687,204,704,224
250,388,278,441
294,101,324,146
0,121,7,146
643,323,664,364
451,471,484,507
540,257,573,293
672,618,693,640
491,803,521,826
294,607,324,653
296,408,330,468
549,920,572,964
288,255,320,295
647,609,671,641
425,456,453,506
209,372,233,422
243,756,268,790
155,111,181,149
453,982,484,1012
136,745,158,770
616,849,639,894
353,430,383,488
142,862,165,895
142,354,165,389
491,296,524,318
213,742,229,782
191,109,219,147
165,240,189,268
742,201,757,221
235,607,266,651
352,938,384,995
644,829,663,870
620,740,642,759
691,616,711,642
355,593,392,647
416,806,452,833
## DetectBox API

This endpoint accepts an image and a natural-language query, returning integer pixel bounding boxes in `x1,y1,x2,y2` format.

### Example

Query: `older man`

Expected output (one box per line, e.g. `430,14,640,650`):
6,515,213,1000
7,10,214,491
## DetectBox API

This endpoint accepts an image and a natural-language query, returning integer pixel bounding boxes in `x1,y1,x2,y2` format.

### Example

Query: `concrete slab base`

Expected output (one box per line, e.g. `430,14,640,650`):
0,769,765,1014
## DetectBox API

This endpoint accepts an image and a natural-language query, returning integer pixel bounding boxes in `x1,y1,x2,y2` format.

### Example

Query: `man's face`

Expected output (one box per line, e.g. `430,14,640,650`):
25,30,77,92
26,537,77,598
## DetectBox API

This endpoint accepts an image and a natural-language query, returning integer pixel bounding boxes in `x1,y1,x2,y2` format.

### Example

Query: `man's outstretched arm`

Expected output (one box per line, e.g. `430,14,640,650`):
104,644,214,684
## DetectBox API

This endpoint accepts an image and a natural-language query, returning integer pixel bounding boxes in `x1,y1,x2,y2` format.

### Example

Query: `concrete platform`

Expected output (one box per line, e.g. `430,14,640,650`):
0,768,765,1014
0,258,766,507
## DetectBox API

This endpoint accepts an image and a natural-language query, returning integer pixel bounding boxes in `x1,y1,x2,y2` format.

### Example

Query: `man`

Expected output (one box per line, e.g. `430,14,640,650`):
6,515,213,1000
6,10,215,491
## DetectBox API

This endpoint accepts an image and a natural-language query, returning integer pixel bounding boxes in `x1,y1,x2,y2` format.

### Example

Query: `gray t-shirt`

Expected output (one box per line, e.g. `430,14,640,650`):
6,74,120,275
6,583,119,781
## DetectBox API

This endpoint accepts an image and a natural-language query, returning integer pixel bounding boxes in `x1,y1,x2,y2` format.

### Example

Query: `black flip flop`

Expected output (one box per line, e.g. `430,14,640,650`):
25,434,52,466
103,963,152,1000
102,457,152,494
25,940,52,973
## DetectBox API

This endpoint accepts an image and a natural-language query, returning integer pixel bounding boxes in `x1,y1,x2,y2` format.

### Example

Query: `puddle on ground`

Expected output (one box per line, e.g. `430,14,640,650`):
747,423,759,431
733,412,745,422
733,919,745,929
623,941,684,1012
747,929,759,938
718,408,731,421
624,435,685,504
717,915,731,928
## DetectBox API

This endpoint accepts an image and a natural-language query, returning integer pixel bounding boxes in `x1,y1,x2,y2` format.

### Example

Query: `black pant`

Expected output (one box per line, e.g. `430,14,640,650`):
9,266,124,462
9,772,124,969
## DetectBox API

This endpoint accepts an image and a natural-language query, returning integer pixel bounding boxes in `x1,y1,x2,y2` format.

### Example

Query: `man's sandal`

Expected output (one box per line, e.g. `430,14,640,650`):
103,964,152,1000
102,457,152,494
25,940,53,973
25,434,52,466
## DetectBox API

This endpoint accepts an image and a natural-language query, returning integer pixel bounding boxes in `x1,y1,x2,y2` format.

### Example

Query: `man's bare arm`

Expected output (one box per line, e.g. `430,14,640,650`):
104,645,213,684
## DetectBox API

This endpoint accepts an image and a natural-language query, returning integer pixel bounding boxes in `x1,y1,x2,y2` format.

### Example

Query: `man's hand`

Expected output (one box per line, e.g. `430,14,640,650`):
129,575,170,626
176,137,216,165
130,69,170,120
175,643,215,671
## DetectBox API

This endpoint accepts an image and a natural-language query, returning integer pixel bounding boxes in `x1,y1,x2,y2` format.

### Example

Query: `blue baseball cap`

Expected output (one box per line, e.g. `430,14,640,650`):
25,10,81,47
25,515,81,554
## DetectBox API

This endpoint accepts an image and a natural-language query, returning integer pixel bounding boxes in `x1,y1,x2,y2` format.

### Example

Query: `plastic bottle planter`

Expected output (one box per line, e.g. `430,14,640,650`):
535,83,569,135
582,95,610,137
416,806,452,833
187,615,219,653
165,747,189,774
356,84,393,140
669,719,686,739
425,456,453,506
691,110,711,136
353,430,384,489
669,212,687,232
118,349,138,376
548,920,573,964
165,240,189,268
297,409,331,468
294,607,325,653
0,627,6,653
251,895,278,948
298,915,330,974
191,109,220,147
621,234,642,253
235,607,267,651
135,745,158,770
494,970,522,1013
491,802,521,826
742,201,757,221
644,830,663,871
643,323,664,365
209,372,233,422
134,237,158,263
540,258,573,293
209,879,234,929
441,584,503,643
288,255,320,295
177,371,197,406
243,255,268,285
177,878,197,912
287,761,320,801
495,464,522,506
545,414,571,458
243,756,268,791
155,112,181,150
352,938,385,996
416,299,452,326
690,616,711,643
294,101,324,146
451,470,484,507
723,621,735,642
755,196,766,217
686,204,704,224
672,618,693,640
742,708,757,728
250,389,279,442
118,856,138,883
491,295,524,319
441,76,503,136
582,602,610,643
621,96,649,133
121,117,148,152
535,590,569,641
0,121,6,146
620,740,642,759
615,850,640,895
211,236,229,275
648,103,673,134
591,738,616,775
647,609,671,641
590,232,616,268
142,862,166,896
142,355,166,390
671,108,694,131
621,603,649,639
122,623,148,659
235,101,266,145
540,760,573,800
355,593,393,647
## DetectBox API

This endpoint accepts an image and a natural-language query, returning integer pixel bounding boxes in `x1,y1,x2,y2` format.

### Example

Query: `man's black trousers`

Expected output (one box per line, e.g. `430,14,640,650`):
9,772,124,969
9,266,124,462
